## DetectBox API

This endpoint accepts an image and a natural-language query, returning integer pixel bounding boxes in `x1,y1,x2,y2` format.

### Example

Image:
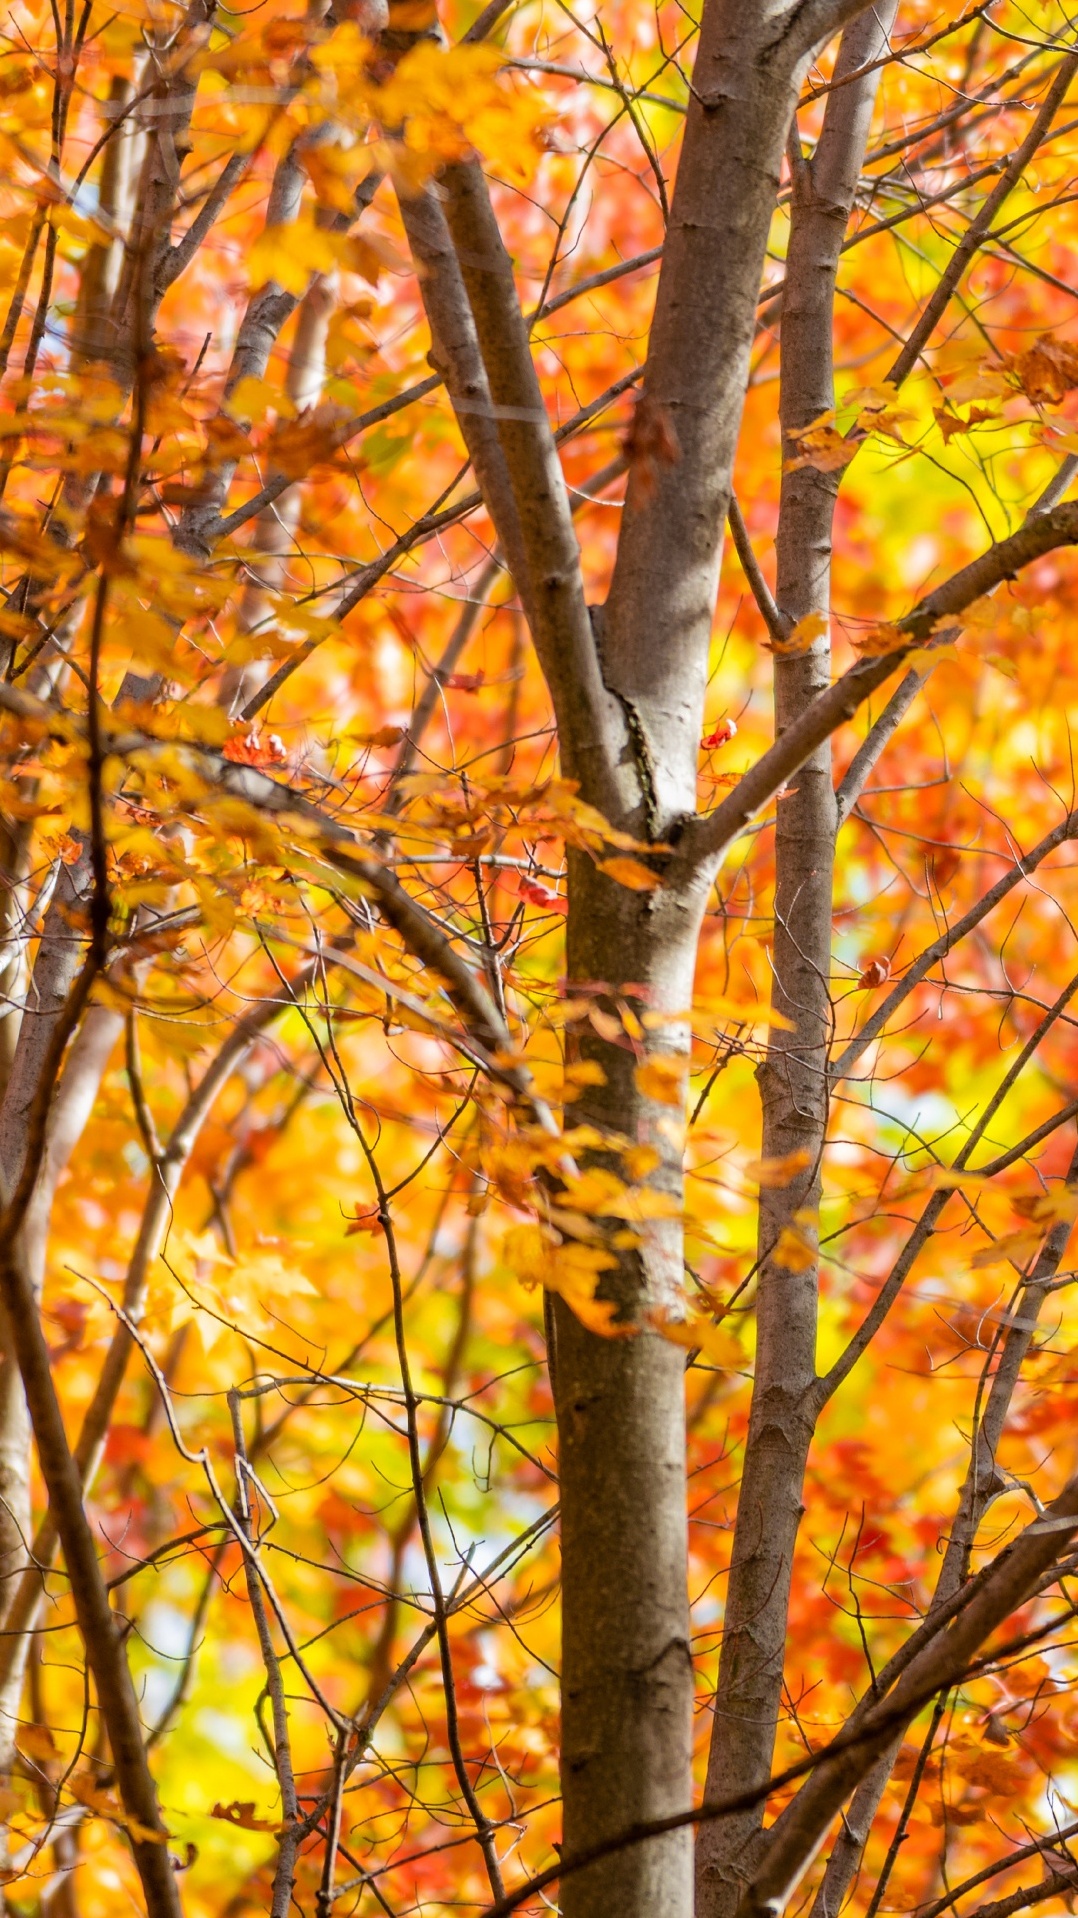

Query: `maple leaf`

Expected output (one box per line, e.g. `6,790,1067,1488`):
265,405,347,479
211,1801,282,1833
971,1227,1045,1268
1009,333,1078,405
745,1150,812,1189
784,416,853,473
933,402,998,442
652,1309,741,1369
853,621,906,657
771,1224,816,1273
702,717,737,748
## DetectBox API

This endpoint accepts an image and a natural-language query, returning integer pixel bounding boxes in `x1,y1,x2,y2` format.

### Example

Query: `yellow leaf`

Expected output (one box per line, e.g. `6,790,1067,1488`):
111,606,179,675
784,418,853,474
772,1218,817,1272
698,993,794,1030
247,218,339,296
562,1060,607,1102
503,1223,622,1335
621,1143,661,1180
745,1150,812,1189
634,1055,687,1106
971,1228,1045,1269
341,231,407,286
854,621,906,658
18,1725,57,1762
225,374,293,427
652,1310,742,1369
771,611,829,656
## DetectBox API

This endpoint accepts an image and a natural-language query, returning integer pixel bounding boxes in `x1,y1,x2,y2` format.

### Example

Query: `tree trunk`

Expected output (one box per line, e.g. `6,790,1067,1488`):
555,853,711,1918
697,16,896,1916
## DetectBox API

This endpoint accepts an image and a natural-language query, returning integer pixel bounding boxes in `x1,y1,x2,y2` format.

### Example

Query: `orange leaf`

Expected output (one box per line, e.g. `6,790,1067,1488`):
598,856,662,891
634,1056,687,1106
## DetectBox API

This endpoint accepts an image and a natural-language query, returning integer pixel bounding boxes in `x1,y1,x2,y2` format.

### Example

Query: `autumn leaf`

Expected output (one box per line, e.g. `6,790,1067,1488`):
784,415,853,473
745,1150,812,1189
223,728,289,768
1009,333,1078,405
652,1309,742,1369
971,1227,1045,1268
211,1801,282,1833
597,855,663,891
771,1212,818,1272
857,957,891,989
769,610,828,655
519,876,565,910
853,621,906,657
634,1055,687,1105
933,402,998,442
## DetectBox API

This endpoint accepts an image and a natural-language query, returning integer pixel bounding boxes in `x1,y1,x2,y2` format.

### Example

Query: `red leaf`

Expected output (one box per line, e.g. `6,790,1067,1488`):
223,728,288,768
519,877,565,911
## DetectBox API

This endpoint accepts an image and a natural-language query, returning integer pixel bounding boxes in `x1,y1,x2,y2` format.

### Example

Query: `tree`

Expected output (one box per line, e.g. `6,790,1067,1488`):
3,0,1078,1915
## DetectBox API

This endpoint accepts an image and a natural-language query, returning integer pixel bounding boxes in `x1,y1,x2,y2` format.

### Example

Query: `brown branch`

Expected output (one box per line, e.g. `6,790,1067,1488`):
396,184,532,614
229,1390,302,1917
916,1823,1078,1918
884,51,1078,388
968,1870,1078,1918
725,495,790,644
834,665,927,824
683,501,1078,873
829,804,1078,1085
0,1176,179,1911
437,157,623,812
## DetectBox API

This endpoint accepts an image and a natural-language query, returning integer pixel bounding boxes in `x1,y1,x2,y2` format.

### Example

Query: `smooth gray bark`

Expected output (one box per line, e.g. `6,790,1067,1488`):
601,0,872,832
697,19,895,1915
556,858,712,1918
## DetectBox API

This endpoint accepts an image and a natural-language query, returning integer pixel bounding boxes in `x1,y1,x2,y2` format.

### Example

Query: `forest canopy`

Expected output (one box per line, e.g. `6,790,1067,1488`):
3,3,1078,1918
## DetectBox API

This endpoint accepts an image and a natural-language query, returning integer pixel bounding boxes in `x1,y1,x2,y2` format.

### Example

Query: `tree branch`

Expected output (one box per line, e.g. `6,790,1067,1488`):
436,158,625,814
885,51,1078,388
681,501,1078,874
829,805,1078,1086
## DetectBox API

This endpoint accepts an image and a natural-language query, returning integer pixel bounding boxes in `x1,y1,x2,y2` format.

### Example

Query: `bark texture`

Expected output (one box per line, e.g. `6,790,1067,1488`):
696,18,895,1916
555,858,712,1918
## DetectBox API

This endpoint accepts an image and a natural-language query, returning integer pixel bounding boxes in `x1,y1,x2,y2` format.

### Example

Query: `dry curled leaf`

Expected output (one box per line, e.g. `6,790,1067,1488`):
857,957,891,989
1010,333,1078,405
784,416,853,473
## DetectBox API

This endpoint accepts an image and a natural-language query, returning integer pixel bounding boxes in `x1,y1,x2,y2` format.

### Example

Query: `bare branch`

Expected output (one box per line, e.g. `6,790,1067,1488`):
683,501,1078,873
